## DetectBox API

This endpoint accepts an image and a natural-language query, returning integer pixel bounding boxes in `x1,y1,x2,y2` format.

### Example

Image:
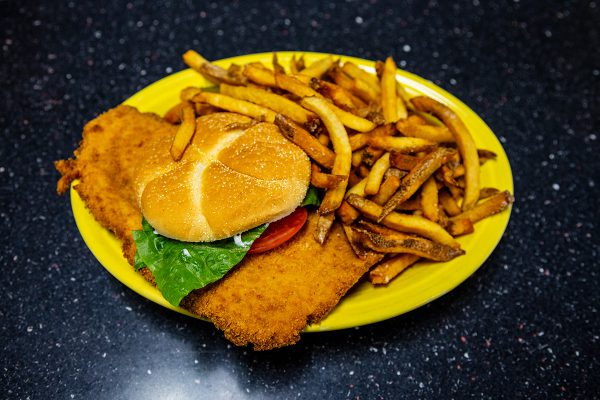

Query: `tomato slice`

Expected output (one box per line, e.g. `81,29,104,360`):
247,207,308,254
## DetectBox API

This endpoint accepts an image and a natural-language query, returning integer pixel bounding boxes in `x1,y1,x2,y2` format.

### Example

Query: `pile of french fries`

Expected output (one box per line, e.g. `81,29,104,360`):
165,50,514,285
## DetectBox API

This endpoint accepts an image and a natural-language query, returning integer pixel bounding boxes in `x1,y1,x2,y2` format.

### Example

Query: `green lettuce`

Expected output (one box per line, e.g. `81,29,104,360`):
133,220,266,306
132,187,320,306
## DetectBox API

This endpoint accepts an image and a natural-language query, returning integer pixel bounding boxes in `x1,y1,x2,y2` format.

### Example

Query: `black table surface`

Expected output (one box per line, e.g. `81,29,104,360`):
2,1,599,398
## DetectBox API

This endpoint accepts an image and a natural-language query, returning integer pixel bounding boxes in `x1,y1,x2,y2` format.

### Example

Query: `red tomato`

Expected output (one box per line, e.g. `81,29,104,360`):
247,207,308,254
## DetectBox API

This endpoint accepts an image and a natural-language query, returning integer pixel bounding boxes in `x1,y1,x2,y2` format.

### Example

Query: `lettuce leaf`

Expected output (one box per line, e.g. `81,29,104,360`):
132,219,266,306
301,185,322,207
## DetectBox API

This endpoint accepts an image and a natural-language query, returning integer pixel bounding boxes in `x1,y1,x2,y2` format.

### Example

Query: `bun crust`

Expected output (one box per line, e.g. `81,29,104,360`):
134,113,311,242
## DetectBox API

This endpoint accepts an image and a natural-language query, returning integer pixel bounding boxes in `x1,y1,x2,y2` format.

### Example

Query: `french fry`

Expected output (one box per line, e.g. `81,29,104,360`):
353,221,464,261
183,50,245,85
198,62,247,85
446,218,474,236
365,152,391,195
300,55,334,78
330,66,376,104
337,201,361,225
170,102,196,161
220,83,316,124
351,149,364,167
371,169,405,205
194,102,221,117
439,189,462,217
369,136,436,153
311,163,346,189
272,52,285,74
396,96,408,120
180,87,203,102
390,151,420,170
195,92,277,122
275,72,322,98
479,187,500,200
420,177,440,222
349,133,371,151
164,102,185,124
289,54,305,74
243,64,277,87
380,147,457,220
342,224,384,260
318,132,330,147
341,61,381,96
330,104,377,133
346,177,368,197
346,195,460,248
449,190,514,224
396,119,454,143
411,96,480,210
314,213,335,244
301,97,352,217
358,164,370,178
310,79,357,111
274,114,335,169
369,254,420,285
395,197,422,211
380,57,398,123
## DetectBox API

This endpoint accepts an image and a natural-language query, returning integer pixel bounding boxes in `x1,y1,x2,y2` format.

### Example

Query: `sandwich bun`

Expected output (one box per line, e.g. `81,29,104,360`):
134,112,311,242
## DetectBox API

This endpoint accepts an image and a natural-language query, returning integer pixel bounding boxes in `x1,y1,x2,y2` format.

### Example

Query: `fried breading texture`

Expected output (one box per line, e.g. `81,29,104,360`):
55,105,176,262
181,213,381,350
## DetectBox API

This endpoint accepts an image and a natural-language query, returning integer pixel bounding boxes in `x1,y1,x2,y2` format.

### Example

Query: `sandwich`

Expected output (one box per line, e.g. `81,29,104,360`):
56,105,381,350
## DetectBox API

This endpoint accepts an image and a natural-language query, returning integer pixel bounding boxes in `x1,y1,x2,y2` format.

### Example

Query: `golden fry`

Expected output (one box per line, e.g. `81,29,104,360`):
449,190,514,224
380,57,398,123
396,119,454,143
275,72,322,98
371,169,405,205
170,102,196,161
164,102,185,124
380,147,456,220
310,79,357,111
195,92,277,122
301,97,352,216
369,254,420,285
274,114,335,169
365,152,391,195
300,56,334,78
220,84,316,124
446,218,474,236
346,195,460,248
369,136,436,153
341,61,381,96
353,221,464,261
390,151,420,170
439,189,462,217
310,164,346,189
420,177,440,222
243,64,277,87
411,96,480,210
337,201,361,225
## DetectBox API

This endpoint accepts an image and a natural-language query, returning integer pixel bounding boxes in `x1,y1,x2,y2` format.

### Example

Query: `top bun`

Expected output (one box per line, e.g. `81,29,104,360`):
134,112,311,242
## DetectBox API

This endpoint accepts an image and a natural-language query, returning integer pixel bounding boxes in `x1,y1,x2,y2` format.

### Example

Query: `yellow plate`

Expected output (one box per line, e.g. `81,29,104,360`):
71,52,513,332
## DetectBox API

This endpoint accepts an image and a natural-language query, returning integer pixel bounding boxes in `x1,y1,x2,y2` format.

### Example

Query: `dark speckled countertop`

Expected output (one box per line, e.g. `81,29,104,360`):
1,1,599,398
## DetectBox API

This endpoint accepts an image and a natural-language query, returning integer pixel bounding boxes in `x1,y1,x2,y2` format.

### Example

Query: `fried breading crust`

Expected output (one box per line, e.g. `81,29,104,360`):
57,105,381,350
56,106,176,263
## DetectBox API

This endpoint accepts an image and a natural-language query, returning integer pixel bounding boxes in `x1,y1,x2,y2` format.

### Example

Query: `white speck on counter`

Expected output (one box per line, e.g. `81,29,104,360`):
552,183,560,191
182,248,191,257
